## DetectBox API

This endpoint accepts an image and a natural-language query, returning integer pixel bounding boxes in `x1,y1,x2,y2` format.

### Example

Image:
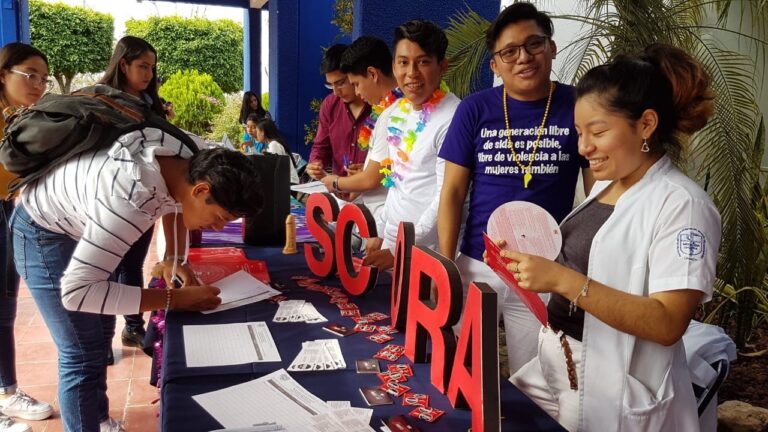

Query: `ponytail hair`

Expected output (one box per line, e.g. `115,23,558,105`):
575,43,714,164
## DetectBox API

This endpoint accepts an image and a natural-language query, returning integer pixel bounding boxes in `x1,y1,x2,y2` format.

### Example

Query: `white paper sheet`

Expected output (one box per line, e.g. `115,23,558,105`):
193,369,329,429
290,181,328,194
184,322,281,367
202,270,281,314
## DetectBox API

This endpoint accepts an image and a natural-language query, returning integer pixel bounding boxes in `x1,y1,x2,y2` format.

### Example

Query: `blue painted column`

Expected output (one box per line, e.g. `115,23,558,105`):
268,0,350,159
0,0,29,46
352,0,498,91
243,6,261,95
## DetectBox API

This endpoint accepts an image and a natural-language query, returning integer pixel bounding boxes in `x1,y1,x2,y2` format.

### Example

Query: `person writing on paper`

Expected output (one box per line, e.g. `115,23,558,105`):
306,44,370,181
494,44,720,431
437,2,592,375
11,143,262,432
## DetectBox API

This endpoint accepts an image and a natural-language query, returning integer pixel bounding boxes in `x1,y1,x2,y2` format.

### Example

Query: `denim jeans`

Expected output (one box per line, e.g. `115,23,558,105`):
0,199,20,394
115,226,153,333
11,204,114,432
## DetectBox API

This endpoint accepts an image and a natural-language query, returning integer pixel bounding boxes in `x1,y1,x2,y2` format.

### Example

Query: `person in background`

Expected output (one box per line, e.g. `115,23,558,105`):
241,115,267,155
438,2,593,375
238,90,270,126
251,117,299,184
319,36,401,221
501,44,719,431
98,36,166,365
306,44,371,182
0,41,54,432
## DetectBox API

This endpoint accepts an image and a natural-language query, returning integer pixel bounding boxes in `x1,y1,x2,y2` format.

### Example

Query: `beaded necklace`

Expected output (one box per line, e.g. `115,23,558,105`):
503,81,555,188
379,86,447,188
357,88,404,151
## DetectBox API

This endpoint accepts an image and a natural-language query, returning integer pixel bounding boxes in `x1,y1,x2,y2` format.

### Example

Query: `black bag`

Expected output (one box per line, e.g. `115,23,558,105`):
0,84,198,192
242,153,291,246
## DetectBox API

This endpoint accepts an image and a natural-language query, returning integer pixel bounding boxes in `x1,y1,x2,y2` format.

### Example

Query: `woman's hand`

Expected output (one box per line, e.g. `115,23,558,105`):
159,260,200,287
483,240,577,295
172,285,222,311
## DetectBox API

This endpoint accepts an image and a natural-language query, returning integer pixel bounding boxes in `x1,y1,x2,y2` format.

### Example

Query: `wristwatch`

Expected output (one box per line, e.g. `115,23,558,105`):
332,176,342,193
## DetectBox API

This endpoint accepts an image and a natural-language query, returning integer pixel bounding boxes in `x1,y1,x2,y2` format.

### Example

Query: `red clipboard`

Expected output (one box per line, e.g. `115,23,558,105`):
187,247,270,284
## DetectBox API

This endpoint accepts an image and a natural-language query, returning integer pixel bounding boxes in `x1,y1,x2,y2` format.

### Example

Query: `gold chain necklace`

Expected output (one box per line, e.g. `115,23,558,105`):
503,81,555,188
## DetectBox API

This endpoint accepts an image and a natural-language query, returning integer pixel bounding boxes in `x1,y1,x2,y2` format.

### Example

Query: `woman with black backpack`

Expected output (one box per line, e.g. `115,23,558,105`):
0,42,54,432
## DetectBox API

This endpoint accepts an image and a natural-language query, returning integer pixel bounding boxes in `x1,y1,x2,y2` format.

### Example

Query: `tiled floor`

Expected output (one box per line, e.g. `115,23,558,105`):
8,235,161,431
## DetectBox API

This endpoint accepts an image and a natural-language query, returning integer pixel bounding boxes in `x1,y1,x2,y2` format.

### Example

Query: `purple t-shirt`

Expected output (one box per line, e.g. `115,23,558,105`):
439,83,587,261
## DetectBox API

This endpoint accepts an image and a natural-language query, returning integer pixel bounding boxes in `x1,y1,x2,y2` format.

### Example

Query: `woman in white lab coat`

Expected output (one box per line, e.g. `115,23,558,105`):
499,44,720,431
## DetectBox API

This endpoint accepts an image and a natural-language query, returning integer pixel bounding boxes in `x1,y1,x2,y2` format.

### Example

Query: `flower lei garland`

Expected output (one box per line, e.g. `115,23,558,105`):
379,82,449,188
356,88,404,151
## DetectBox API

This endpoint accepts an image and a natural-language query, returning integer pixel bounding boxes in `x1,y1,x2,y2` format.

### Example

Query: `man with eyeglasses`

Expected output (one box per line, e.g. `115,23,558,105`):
437,2,594,375
306,44,371,185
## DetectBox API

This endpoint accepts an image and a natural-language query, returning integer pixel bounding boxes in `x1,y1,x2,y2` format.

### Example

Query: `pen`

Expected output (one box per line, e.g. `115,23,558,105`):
343,153,349,171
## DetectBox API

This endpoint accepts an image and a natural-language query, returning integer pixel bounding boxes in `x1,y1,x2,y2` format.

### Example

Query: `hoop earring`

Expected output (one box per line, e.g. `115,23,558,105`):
641,139,650,153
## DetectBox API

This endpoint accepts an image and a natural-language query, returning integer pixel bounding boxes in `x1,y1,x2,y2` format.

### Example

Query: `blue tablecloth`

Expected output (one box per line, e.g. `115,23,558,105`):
159,247,562,431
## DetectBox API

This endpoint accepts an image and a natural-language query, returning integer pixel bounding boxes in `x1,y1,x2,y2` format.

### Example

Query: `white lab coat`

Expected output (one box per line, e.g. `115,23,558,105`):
568,156,721,431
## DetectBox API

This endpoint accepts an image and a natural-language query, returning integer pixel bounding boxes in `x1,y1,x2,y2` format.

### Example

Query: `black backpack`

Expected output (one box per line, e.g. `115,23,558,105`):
0,84,199,193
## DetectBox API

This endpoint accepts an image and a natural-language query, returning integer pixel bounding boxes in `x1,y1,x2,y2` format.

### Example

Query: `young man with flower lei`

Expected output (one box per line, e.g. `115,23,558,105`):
362,19,461,270
320,36,403,220
437,2,594,375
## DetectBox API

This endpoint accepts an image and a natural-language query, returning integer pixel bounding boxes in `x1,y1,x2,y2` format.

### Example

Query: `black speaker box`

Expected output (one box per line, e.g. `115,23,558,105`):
242,153,291,246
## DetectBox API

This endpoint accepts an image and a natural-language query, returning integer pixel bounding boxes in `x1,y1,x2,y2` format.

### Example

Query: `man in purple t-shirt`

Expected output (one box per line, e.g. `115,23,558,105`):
437,3,594,375
306,44,371,181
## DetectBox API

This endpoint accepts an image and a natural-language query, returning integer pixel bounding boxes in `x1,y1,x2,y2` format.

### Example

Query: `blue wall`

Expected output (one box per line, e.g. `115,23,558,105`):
269,0,350,159
243,7,261,94
0,0,29,46
352,0,498,92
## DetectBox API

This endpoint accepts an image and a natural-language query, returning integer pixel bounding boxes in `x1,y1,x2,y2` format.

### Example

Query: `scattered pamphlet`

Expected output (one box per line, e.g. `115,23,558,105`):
355,359,380,374
288,339,346,371
273,300,327,323
201,270,280,314
359,387,393,406
310,407,375,432
322,323,357,337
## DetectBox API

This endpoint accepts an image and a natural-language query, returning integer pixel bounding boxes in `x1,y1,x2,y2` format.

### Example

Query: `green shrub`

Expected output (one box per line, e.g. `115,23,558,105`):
206,93,244,143
261,92,269,111
159,70,224,136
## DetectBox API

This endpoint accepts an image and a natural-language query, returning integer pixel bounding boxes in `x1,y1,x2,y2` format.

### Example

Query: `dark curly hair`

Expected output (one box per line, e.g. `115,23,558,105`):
187,148,264,217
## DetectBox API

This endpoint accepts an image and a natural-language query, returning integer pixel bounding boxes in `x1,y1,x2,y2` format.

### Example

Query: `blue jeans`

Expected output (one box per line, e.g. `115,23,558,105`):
0,199,20,394
11,204,113,432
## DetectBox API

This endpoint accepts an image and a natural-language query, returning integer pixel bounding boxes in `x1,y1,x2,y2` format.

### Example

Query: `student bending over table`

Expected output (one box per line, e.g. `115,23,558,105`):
11,141,263,432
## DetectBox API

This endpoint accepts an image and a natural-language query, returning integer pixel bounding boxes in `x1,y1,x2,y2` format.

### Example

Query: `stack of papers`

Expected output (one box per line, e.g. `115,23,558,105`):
193,369,330,430
183,322,280,367
287,339,346,371
202,270,281,314
310,407,375,432
273,300,327,323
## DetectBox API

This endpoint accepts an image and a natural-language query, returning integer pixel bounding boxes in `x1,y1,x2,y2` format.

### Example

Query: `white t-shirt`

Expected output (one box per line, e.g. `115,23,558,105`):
266,140,299,184
358,116,390,221
369,92,461,251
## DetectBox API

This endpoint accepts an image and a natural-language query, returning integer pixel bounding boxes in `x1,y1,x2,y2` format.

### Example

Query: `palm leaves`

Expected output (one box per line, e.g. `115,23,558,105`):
444,9,490,98
444,0,767,348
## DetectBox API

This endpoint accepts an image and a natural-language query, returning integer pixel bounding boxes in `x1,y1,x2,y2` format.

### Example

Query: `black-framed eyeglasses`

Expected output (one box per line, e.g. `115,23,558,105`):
324,77,348,90
9,69,53,90
493,35,550,63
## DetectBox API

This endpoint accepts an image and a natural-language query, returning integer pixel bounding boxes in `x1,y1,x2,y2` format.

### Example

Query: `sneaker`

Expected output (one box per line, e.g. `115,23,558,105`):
0,390,53,421
121,326,146,348
100,417,125,432
0,415,31,432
